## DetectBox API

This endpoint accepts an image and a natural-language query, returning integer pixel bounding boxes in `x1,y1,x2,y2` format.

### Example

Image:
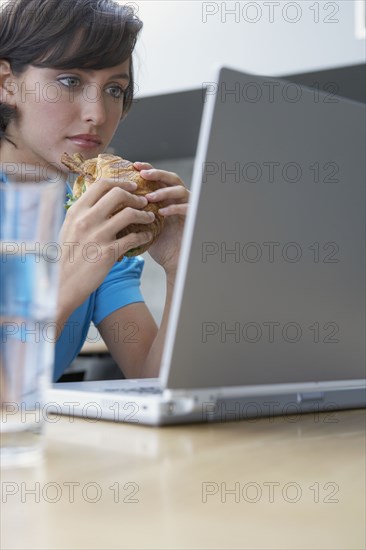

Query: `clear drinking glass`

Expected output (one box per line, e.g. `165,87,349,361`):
0,178,64,467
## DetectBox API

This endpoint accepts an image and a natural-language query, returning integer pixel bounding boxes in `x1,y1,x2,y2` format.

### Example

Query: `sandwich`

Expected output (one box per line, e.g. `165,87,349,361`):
61,152,165,260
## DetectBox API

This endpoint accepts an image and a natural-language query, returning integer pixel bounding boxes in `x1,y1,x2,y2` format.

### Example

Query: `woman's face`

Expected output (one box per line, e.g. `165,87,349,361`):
5,59,131,173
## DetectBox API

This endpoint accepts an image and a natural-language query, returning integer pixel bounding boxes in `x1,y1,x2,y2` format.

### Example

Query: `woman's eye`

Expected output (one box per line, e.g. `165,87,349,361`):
58,76,80,87
107,85,125,99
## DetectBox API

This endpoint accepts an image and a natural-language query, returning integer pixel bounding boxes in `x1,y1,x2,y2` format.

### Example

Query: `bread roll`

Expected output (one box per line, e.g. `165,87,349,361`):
61,152,165,260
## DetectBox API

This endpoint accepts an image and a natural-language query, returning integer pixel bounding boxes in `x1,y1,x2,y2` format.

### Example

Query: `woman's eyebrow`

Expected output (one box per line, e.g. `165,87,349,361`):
108,73,130,81
51,68,130,82
81,69,130,81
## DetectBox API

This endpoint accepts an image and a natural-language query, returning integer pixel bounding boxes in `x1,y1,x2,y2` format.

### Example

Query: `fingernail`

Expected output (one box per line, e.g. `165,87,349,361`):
129,182,138,189
146,192,156,198
148,211,155,218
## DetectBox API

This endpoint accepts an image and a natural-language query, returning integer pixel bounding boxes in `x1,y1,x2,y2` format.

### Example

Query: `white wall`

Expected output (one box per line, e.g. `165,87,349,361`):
129,0,366,97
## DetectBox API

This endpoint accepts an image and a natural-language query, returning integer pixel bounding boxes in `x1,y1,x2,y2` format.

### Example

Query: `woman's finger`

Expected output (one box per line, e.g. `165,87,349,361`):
139,168,185,187
105,207,155,236
133,161,154,170
115,230,154,258
158,203,189,216
91,187,148,218
73,177,139,209
145,185,189,203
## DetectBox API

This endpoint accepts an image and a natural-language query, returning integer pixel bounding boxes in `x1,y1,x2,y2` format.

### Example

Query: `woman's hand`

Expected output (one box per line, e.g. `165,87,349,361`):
57,177,155,323
133,161,190,277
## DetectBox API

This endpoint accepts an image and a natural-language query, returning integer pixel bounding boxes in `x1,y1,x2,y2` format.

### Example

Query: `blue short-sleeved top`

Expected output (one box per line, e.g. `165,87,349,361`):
0,171,145,381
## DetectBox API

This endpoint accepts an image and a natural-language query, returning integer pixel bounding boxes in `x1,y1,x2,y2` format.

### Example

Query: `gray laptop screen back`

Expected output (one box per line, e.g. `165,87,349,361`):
164,68,365,390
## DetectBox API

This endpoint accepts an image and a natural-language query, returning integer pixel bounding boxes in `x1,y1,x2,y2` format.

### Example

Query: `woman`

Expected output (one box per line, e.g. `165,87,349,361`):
0,0,189,381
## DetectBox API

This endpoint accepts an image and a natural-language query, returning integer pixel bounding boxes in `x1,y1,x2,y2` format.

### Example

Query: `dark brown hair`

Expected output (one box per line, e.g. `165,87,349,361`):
0,0,143,144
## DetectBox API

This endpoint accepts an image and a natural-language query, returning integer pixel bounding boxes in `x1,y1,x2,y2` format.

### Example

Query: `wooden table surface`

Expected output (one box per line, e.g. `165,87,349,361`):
1,409,365,550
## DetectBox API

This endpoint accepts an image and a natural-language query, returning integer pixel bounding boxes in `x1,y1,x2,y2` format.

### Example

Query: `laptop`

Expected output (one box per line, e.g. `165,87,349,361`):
49,66,366,425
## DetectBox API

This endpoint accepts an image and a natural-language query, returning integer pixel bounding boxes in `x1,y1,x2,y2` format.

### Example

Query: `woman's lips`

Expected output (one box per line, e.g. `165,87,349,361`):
68,135,102,149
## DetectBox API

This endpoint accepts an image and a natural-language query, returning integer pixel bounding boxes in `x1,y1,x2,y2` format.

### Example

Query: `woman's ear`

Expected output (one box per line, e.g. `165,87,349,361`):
0,60,17,106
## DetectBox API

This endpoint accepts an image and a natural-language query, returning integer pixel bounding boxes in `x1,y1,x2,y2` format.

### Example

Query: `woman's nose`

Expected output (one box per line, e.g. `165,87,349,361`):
81,84,107,125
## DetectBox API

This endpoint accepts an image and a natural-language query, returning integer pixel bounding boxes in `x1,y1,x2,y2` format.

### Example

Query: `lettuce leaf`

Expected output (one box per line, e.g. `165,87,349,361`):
64,183,87,210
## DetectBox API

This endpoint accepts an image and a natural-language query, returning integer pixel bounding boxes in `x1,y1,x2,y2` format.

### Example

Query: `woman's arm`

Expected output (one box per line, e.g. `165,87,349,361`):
96,271,176,378
96,161,189,378
54,177,154,335
55,160,189,374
